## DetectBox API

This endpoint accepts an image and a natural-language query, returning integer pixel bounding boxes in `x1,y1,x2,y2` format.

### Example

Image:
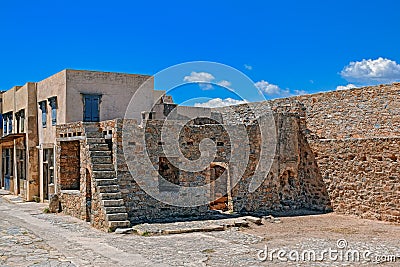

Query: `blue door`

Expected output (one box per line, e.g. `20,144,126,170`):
83,95,101,122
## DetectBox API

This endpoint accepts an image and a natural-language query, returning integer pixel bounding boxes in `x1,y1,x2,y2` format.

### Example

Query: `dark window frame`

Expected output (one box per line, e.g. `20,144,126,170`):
39,101,47,128
15,109,25,133
2,112,13,135
82,94,102,122
48,96,57,126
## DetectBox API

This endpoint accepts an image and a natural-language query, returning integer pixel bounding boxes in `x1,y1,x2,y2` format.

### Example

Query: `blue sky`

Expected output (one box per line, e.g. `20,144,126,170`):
1,0,400,106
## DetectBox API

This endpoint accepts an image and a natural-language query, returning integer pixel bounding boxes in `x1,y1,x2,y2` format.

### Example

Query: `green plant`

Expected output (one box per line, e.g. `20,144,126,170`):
43,207,50,213
202,249,216,254
141,231,150,236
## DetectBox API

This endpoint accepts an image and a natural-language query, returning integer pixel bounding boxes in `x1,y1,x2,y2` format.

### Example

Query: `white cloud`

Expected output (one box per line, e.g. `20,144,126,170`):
217,80,231,88
184,71,215,83
183,71,233,91
194,98,248,108
336,84,357,90
254,80,289,96
340,57,400,83
244,64,253,70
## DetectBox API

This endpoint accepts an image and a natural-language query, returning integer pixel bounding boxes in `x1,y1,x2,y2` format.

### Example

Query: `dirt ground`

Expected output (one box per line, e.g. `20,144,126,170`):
247,212,400,243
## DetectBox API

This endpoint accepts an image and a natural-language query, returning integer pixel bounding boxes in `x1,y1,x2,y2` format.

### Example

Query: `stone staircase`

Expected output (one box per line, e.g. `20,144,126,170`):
85,125,130,231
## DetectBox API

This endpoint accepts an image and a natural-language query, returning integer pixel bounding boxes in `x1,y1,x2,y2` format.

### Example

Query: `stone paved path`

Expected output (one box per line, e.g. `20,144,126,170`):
0,190,399,266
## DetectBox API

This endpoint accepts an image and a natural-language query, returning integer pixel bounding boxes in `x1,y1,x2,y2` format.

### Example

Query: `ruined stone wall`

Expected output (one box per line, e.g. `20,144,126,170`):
230,114,330,213
272,83,400,139
105,119,209,224
310,137,400,223
56,123,108,229
59,191,84,220
102,113,330,225
269,83,400,223
59,141,80,190
215,103,330,213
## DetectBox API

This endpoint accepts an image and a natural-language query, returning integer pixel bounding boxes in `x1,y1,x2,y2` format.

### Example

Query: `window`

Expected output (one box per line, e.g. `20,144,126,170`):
83,94,101,122
8,113,12,134
39,101,47,128
48,97,57,126
16,110,25,133
2,114,6,135
158,157,180,192
2,113,13,135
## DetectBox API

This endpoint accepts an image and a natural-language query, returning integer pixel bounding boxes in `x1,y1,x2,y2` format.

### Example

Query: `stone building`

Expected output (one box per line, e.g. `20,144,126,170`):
0,69,155,203
0,84,38,200
1,70,399,232
35,70,153,202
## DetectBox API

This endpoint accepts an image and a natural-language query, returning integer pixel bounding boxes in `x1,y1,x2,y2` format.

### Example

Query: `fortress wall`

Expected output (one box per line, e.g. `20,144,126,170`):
274,83,400,139
310,137,400,223
271,83,400,223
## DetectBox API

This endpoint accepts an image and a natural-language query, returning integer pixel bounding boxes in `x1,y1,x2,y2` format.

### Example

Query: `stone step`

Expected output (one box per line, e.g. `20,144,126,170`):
107,213,128,221
102,199,125,207
92,163,114,171
86,131,104,138
104,206,127,214
96,178,118,186
91,157,112,164
98,185,119,193
88,143,110,151
90,151,112,157
100,192,122,200
84,124,101,132
109,220,130,230
92,171,115,179
86,137,106,144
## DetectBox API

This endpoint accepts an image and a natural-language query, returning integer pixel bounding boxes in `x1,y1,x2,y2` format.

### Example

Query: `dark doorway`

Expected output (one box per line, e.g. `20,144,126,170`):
85,169,92,222
2,148,13,191
43,148,54,200
16,149,26,195
209,164,229,211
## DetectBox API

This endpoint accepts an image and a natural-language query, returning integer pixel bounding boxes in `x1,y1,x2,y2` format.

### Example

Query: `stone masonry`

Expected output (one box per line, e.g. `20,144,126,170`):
272,83,400,223
55,103,332,231
52,83,400,231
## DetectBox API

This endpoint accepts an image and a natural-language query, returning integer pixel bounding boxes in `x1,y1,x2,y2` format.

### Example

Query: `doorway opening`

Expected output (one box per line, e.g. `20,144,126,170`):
42,148,55,200
85,169,92,222
209,163,233,212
